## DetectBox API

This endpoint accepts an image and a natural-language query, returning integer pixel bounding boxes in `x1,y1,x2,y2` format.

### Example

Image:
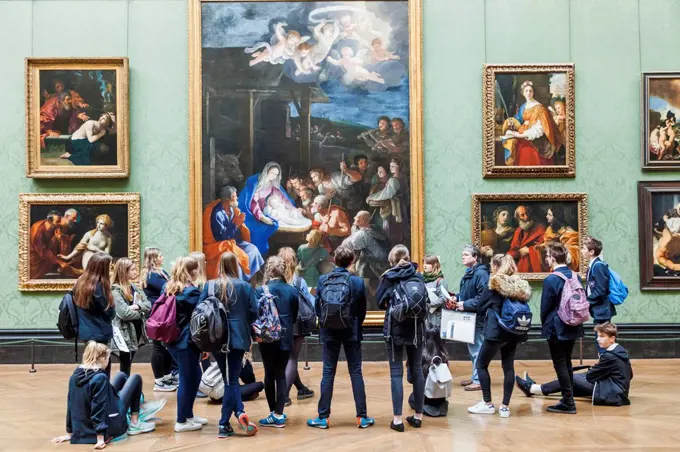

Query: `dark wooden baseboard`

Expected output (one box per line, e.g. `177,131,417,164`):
1,324,679,365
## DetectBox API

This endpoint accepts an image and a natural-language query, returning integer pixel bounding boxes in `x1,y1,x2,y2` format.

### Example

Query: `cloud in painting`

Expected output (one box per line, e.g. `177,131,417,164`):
650,79,680,110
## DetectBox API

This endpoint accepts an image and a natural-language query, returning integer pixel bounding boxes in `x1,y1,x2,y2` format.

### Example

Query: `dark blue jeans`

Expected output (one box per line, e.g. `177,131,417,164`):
168,345,202,423
317,339,367,419
215,349,246,426
386,343,424,416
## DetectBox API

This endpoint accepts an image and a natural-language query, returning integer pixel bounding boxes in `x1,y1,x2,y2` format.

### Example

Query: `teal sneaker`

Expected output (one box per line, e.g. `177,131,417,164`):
127,420,156,436
139,399,167,423
357,417,375,429
259,413,286,428
307,417,329,429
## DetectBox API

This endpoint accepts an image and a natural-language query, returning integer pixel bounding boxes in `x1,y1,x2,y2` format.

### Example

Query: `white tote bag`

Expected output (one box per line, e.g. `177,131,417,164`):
424,356,452,399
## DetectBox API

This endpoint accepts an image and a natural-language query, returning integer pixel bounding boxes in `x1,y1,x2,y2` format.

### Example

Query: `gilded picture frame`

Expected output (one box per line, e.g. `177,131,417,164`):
471,193,588,281
641,72,680,170
25,57,129,179
189,0,424,326
482,64,575,178
19,192,140,291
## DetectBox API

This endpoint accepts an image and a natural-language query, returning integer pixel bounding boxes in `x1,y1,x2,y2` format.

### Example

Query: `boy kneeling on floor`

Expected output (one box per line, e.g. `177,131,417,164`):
516,322,633,407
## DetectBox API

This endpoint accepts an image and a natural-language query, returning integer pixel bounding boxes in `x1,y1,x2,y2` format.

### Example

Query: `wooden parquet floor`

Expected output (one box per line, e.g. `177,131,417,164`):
0,359,678,452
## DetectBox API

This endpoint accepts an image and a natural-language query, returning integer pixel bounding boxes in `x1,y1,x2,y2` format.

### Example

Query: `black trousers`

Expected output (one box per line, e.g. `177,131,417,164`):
541,373,594,398
475,339,518,406
547,338,576,406
260,343,290,415
150,340,174,380
116,351,136,377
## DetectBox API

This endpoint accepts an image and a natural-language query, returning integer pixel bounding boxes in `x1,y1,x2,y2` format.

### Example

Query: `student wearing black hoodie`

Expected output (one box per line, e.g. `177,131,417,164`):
377,245,427,433
51,342,164,448
73,252,116,377
516,322,633,407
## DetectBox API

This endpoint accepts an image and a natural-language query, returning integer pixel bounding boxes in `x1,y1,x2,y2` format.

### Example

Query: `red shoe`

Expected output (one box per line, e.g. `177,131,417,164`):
238,412,258,437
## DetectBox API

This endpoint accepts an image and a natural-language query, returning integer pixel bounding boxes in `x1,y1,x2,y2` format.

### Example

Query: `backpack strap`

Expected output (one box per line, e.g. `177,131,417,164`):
263,285,270,296
208,280,216,298
431,355,442,366
552,271,568,282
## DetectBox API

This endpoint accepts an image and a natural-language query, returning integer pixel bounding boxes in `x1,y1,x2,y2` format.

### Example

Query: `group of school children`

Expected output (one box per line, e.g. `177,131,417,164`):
51,235,634,448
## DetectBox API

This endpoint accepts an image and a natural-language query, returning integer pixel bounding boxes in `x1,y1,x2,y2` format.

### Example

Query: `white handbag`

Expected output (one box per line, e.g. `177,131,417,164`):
424,356,452,399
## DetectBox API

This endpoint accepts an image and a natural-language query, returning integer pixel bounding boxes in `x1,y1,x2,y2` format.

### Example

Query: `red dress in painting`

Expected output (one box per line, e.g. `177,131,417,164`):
29,220,62,279
39,96,81,149
202,200,252,279
507,223,547,273
504,102,562,166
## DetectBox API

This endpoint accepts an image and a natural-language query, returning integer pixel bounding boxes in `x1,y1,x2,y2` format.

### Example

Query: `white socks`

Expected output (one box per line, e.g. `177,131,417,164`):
530,384,542,395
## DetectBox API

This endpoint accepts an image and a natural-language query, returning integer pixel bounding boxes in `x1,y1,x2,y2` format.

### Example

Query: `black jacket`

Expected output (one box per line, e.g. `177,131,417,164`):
66,368,127,444
477,273,532,342
76,283,115,343
254,279,299,351
586,257,617,321
315,267,367,343
169,285,201,350
540,266,584,341
457,264,490,328
586,344,633,406
143,270,169,305
200,278,258,352
377,262,426,347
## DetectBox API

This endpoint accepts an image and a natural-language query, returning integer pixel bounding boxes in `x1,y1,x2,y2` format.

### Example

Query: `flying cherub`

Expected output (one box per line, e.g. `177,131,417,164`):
327,47,385,84
369,38,400,63
294,43,320,76
245,22,311,67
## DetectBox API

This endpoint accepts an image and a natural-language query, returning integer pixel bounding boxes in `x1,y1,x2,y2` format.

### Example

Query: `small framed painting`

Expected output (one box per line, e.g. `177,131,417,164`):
641,73,680,170
18,192,140,291
25,57,129,178
482,64,575,178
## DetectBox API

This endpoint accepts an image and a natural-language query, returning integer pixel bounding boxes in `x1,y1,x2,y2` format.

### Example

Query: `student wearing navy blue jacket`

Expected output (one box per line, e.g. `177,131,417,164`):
200,252,259,439
51,342,163,448
254,256,299,428
72,253,116,377
164,256,206,433
541,242,584,414
307,246,374,430
582,236,616,354
141,247,177,392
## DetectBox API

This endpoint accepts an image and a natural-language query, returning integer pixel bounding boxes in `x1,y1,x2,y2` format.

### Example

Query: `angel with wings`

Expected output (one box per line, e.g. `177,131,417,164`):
245,22,311,67
326,47,385,84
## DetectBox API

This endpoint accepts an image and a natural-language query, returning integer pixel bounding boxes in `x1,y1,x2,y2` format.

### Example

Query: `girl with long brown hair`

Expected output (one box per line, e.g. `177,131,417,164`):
276,247,315,406
73,252,115,376
189,251,208,291
199,252,259,438
164,256,206,433
109,258,151,376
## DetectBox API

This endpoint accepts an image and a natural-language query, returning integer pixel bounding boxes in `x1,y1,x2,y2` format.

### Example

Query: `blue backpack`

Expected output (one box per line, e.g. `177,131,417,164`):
595,261,628,305
494,298,532,335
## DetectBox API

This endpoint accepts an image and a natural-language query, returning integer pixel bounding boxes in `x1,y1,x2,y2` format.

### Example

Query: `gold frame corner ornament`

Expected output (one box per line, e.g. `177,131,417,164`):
471,192,588,281
18,192,141,291
482,63,576,179
25,57,130,179
188,0,424,327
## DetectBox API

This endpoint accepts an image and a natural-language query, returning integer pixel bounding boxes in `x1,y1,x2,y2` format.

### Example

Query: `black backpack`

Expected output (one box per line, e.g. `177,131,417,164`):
294,278,317,335
318,273,353,329
190,281,229,352
57,291,79,340
390,277,427,323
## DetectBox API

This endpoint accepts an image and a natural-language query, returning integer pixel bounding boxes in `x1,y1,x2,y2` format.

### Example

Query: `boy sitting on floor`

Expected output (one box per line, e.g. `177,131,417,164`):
515,322,633,406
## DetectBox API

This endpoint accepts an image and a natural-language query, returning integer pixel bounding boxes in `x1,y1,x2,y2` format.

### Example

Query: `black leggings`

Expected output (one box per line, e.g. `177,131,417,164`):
286,336,306,394
475,339,518,406
151,340,174,380
260,343,290,415
111,372,142,414
117,351,136,377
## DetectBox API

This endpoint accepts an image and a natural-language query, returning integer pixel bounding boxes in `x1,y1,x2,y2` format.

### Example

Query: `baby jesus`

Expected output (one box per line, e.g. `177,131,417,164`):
263,194,308,226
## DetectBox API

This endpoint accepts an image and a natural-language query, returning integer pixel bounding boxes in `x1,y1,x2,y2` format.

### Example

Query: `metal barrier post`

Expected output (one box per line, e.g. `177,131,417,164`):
303,336,310,370
29,339,37,373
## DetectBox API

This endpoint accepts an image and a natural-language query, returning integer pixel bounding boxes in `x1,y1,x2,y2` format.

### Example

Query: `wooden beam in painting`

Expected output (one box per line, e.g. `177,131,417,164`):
300,85,311,171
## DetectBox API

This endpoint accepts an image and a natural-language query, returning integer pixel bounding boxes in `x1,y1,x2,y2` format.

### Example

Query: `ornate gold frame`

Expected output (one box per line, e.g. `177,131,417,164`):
188,0,424,326
18,192,140,291
482,64,575,178
25,57,129,179
471,193,588,280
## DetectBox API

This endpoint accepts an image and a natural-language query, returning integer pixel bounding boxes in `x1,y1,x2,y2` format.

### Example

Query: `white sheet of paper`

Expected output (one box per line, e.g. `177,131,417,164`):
426,286,450,303
112,326,129,353
440,310,477,344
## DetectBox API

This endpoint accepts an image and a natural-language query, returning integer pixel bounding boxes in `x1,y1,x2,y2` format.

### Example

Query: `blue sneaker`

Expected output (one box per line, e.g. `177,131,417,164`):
307,417,329,429
357,417,375,429
259,413,285,428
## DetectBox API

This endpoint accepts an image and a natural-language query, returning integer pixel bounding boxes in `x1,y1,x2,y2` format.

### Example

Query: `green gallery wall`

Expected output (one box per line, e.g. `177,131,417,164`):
1,0,679,330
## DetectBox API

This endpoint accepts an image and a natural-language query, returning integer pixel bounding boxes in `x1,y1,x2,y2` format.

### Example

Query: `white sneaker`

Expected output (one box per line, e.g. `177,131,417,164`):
499,406,510,418
187,416,208,426
174,421,203,433
467,401,495,415
128,420,156,435
153,382,177,392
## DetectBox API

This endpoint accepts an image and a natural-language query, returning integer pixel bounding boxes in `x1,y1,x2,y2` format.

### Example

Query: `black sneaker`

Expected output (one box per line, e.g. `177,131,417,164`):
515,376,533,398
390,421,404,432
285,397,292,407
217,424,235,438
547,402,577,414
405,416,422,428
297,387,315,400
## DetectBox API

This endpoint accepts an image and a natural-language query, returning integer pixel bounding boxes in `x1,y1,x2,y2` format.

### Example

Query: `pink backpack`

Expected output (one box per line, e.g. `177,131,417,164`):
146,293,181,344
553,272,590,326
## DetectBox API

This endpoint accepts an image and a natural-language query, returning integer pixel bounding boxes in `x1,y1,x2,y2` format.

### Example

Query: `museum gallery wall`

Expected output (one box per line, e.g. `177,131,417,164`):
3,0,680,329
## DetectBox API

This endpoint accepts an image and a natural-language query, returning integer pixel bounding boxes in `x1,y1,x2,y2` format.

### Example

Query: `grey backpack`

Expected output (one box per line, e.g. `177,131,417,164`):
190,281,229,352
424,356,452,399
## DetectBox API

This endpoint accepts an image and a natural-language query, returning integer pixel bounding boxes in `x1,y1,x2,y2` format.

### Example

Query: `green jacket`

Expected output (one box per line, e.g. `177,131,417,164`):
109,283,151,353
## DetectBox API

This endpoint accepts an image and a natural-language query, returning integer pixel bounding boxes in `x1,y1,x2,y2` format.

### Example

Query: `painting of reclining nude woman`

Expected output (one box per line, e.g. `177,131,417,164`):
472,193,588,280
189,0,424,317
25,58,129,178
482,64,575,178
19,193,140,291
